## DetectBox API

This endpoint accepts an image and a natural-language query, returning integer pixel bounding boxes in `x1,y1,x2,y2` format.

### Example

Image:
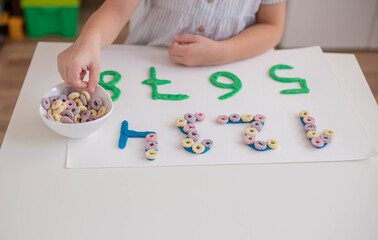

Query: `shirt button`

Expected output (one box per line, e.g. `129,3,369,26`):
198,26,205,32
207,0,214,3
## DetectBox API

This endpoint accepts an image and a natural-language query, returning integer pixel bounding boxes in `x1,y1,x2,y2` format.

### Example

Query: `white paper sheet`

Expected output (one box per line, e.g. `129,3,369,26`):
67,45,376,168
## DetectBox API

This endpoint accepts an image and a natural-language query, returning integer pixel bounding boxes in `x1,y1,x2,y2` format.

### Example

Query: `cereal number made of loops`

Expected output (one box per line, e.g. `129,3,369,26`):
217,113,278,152
175,113,213,155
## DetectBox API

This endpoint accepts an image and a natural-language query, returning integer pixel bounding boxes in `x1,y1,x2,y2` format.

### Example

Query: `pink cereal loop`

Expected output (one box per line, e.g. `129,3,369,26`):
303,116,316,124
145,133,158,142
243,135,255,145
311,137,324,148
217,115,229,124
195,112,206,122
254,114,266,123
183,124,196,133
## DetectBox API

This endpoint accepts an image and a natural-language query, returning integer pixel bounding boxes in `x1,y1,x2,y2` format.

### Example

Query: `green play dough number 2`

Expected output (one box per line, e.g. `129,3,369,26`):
269,64,310,94
210,71,242,100
99,70,122,101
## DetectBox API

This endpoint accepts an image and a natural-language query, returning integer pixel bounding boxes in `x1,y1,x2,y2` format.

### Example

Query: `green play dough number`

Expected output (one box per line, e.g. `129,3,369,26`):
269,64,310,94
209,71,242,100
99,70,122,101
142,67,189,101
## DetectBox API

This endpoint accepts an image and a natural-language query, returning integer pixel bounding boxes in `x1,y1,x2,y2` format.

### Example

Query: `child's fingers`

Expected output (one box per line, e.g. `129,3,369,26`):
68,66,88,89
88,59,101,93
174,34,200,44
169,42,187,57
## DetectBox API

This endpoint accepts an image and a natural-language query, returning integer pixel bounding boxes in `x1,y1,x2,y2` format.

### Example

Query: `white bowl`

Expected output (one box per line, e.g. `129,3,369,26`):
39,82,113,139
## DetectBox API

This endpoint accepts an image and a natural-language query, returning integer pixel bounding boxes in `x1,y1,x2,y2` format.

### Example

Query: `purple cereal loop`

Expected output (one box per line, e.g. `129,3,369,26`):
90,97,103,111
187,131,200,142
81,110,91,118
201,139,213,148
304,123,317,132
89,115,99,121
217,115,229,124
70,106,80,115
254,140,267,150
184,113,196,123
320,134,332,143
87,104,92,110
63,86,76,96
311,137,324,147
183,124,196,133
146,133,158,142
45,113,54,122
66,100,76,108
80,94,88,106
303,116,316,124
251,121,263,132
145,142,158,150
80,116,91,123
61,116,74,124
229,114,241,122
41,97,51,110
62,110,74,119
49,96,59,103
243,135,255,145
195,112,206,122
254,114,266,123
59,95,68,102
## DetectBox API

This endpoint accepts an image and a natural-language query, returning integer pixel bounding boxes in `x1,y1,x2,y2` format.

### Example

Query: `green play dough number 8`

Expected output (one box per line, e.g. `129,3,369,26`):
269,64,310,94
99,70,122,101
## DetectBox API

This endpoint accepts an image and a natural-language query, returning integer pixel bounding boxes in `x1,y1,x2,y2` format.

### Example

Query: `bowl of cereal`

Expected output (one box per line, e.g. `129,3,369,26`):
39,82,113,138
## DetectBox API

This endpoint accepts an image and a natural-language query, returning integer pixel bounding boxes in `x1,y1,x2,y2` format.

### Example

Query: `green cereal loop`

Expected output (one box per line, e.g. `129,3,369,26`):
209,71,242,100
99,70,122,101
269,64,310,94
142,67,190,101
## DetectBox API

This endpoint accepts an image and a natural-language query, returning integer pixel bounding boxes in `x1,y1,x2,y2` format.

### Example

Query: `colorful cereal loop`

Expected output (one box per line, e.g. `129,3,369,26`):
299,110,310,118
323,130,335,137
192,143,205,154
145,149,158,160
182,138,194,148
241,114,254,122
245,127,258,136
217,115,229,124
267,139,279,149
175,118,187,127
306,131,319,139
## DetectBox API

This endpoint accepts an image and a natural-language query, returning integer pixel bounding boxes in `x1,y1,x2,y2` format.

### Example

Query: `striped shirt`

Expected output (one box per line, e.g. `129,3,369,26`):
126,0,285,47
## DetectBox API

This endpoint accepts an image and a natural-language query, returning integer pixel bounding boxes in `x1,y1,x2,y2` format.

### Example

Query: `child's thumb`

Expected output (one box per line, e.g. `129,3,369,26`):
174,34,199,43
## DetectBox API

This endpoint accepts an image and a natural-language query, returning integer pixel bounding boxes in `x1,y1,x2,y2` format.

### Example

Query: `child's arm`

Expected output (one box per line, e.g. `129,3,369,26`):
169,2,286,66
58,0,141,92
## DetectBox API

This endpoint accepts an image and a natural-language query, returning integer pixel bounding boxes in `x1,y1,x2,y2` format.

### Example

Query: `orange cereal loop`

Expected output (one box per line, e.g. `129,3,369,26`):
51,99,62,110
52,113,62,122
97,106,107,117
68,92,80,100
323,130,335,137
90,110,97,116
299,110,310,118
81,90,91,101
47,108,53,115
74,98,84,106
73,114,80,123
79,106,87,113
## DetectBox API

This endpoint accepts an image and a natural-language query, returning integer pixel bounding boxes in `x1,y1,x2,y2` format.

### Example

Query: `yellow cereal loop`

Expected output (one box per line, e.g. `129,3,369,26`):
47,108,53,115
241,114,254,122
299,110,310,118
182,138,194,148
53,105,65,115
323,130,335,137
267,139,279,149
175,118,187,127
81,90,91,101
68,92,80,100
307,131,319,139
73,114,80,123
74,98,84,106
245,127,258,136
62,102,67,110
79,106,87,113
145,149,158,160
51,99,62,110
97,106,107,117
192,143,205,154
52,113,62,122
90,110,97,116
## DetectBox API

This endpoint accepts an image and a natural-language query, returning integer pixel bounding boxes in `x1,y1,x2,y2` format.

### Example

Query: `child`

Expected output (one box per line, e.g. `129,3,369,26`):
58,0,286,92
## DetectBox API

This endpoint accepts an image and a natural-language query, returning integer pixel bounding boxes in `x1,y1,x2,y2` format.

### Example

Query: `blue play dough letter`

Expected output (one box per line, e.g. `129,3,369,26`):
118,120,155,149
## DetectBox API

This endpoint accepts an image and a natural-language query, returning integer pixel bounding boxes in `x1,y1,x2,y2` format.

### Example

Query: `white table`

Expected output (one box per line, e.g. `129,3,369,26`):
1,42,377,240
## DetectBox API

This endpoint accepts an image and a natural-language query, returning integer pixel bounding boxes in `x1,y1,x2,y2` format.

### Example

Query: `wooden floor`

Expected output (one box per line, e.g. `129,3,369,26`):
0,3,377,147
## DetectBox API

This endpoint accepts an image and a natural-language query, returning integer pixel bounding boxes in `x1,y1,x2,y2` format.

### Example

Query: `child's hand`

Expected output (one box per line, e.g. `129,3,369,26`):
57,38,101,93
169,34,225,67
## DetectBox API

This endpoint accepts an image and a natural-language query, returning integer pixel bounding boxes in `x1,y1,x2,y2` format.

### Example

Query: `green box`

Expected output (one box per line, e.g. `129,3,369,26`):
22,6,79,38
21,0,80,7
